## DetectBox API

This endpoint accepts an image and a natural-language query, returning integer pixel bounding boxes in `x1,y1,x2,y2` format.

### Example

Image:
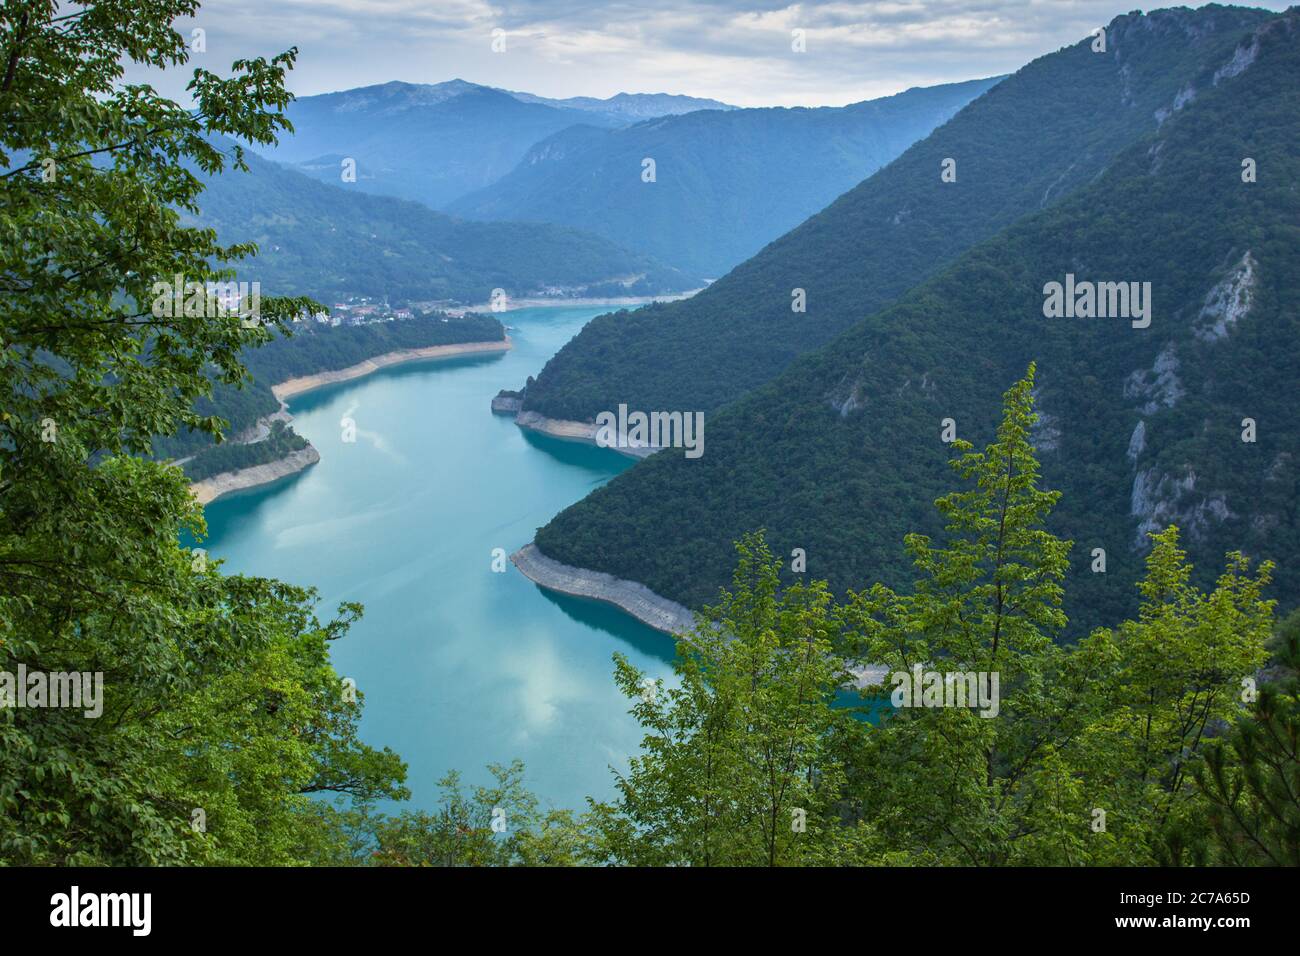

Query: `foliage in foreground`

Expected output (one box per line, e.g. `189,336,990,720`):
1,2,1293,867
316,370,1294,867
0,0,402,865
571,368,1282,866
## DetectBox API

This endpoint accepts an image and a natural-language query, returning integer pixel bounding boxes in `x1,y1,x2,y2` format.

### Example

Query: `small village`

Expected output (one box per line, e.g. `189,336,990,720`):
318,295,419,327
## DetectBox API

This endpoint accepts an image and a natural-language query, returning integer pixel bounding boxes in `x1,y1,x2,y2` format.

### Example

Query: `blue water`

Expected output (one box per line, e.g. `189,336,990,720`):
198,306,677,812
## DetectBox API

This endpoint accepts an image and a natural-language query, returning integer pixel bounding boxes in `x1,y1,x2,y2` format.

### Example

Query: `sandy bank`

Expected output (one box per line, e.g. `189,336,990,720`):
513,410,658,460
272,338,511,401
189,444,321,505
511,543,696,634
188,338,507,505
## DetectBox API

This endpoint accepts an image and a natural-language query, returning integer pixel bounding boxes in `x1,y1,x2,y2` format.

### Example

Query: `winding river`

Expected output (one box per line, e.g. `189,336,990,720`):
199,306,677,812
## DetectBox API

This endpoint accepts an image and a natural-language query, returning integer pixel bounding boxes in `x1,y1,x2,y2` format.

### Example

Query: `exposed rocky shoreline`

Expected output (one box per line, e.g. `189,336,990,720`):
509,409,658,459
189,445,321,505
511,542,888,688
511,542,696,634
490,392,523,414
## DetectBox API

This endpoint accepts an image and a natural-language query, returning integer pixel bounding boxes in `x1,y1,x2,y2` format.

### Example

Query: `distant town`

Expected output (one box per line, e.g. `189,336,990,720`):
308,295,457,327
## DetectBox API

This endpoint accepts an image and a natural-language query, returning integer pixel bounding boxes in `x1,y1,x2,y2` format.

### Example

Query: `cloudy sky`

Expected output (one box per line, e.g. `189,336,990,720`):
131,1,1292,107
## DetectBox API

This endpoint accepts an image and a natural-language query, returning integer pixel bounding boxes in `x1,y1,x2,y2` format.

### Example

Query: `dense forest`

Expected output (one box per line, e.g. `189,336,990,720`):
516,5,1274,423
534,7,1300,633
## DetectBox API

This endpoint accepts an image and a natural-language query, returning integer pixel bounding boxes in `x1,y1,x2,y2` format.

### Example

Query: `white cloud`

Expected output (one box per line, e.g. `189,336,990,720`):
128,1,1294,107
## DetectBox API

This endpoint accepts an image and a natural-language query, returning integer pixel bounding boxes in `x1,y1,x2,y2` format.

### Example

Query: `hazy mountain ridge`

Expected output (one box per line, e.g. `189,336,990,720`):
448,77,1001,276
190,143,698,304
532,6,1300,631
261,80,733,208
505,88,736,120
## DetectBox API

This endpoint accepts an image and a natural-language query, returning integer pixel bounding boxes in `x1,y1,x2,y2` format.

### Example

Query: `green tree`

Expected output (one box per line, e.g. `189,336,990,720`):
592,533,869,866
844,365,1080,864
839,367,1277,865
0,0,396,865
363,761,593,867
1193,620,1300,865
1072,529,1274,864
152,592,408,866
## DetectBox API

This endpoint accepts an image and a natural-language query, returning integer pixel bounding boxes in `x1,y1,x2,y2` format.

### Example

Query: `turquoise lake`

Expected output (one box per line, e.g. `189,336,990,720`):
199,305,678,813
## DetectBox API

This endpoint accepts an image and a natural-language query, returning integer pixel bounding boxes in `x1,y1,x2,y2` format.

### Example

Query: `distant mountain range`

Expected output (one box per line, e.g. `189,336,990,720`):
264,76,997,277
505,88,736,122
448,78,999,277
529,6,1300,629
261,80,734,209
191,141,698,304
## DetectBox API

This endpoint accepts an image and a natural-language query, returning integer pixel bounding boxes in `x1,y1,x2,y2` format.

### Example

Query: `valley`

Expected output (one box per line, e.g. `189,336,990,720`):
195,306,677,813
8,0,1298,878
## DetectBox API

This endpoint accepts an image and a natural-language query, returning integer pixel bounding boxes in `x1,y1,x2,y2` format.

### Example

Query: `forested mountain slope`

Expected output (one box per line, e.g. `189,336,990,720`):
516,6,1276,424
191,144,697,304
534,8,1300,631
447,78,999,277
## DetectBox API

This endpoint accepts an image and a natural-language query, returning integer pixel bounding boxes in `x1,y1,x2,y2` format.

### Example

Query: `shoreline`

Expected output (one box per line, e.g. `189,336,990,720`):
511,543,696,634
272,338,512,401
189,444,321,505
513,410,658,459
512,542,889,689
190,337,510,505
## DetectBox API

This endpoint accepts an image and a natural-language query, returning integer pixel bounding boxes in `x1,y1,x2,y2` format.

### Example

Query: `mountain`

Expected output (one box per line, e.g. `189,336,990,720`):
262,81,732,209
190,144,698,304
448,78,999,277
530,6,1300,632
262,82,606,208
513,5,1275,425
505,90,736,122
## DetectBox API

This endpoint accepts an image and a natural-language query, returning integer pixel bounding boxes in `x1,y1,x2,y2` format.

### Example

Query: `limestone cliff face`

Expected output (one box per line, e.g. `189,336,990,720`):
1194,251,1257,343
